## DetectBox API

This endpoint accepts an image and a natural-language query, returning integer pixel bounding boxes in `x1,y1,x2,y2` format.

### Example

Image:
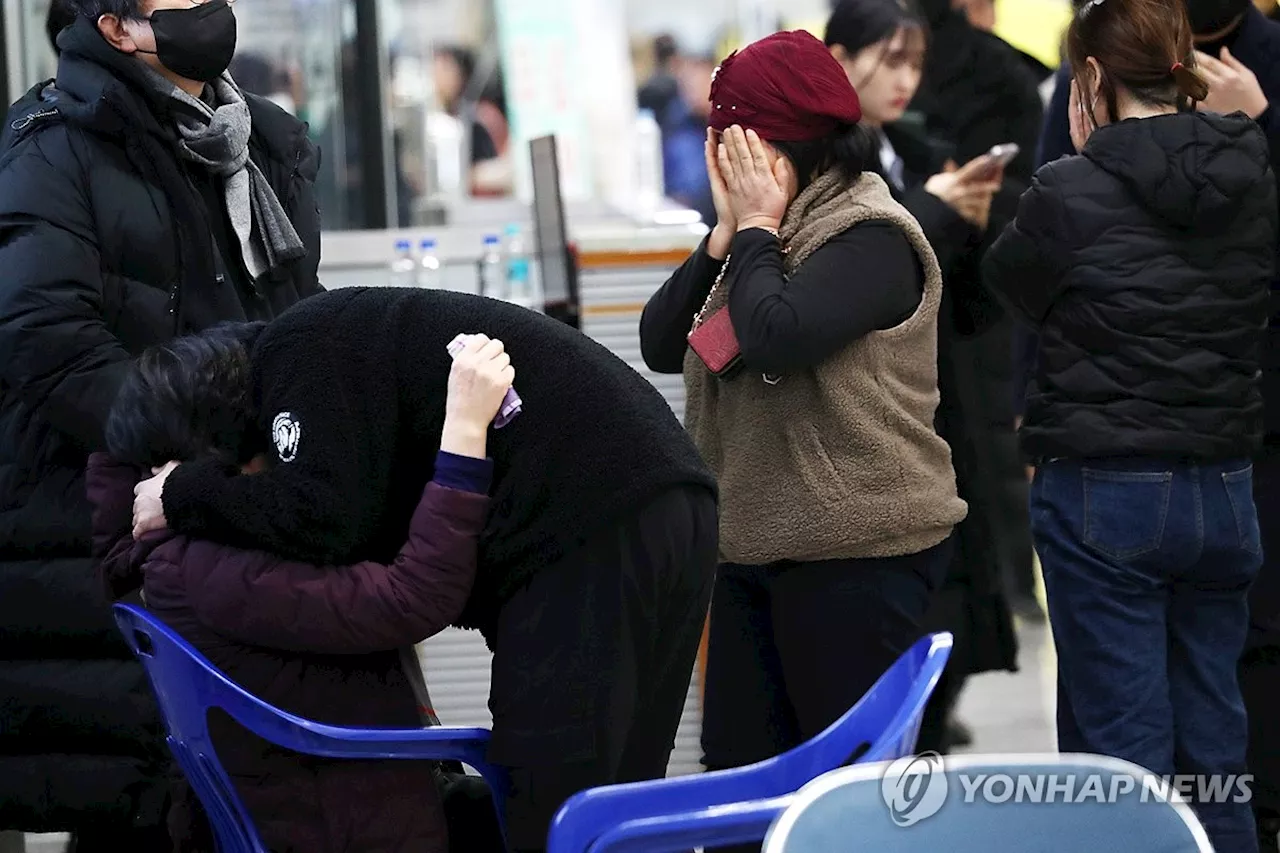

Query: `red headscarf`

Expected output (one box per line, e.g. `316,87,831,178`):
708,30,863,142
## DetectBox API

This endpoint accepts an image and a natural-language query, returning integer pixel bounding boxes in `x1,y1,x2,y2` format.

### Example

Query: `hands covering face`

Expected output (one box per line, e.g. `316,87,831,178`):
710,125,796,234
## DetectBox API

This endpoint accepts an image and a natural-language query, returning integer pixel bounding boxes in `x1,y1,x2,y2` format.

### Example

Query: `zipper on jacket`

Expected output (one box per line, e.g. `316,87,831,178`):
10,108,57,131
285,144,304,212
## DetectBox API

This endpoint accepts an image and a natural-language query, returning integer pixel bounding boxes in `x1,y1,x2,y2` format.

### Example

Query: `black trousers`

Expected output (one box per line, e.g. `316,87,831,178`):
701,537,953,770
485,486,718,853
700,539,952,853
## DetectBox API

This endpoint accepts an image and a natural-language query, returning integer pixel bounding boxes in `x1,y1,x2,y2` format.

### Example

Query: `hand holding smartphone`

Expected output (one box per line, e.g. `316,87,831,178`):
974,143,1019,179
926,144,1015,231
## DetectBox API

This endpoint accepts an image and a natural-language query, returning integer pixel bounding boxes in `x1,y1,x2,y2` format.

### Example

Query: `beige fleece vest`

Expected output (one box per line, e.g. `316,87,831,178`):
683,170,967,564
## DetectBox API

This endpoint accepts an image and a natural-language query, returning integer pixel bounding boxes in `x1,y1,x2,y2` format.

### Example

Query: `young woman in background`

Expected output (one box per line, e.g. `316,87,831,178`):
825,0,1021,753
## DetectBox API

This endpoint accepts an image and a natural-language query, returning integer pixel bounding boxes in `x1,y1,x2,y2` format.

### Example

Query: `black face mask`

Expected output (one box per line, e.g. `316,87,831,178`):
1184,0,1249,36
135,1,237,83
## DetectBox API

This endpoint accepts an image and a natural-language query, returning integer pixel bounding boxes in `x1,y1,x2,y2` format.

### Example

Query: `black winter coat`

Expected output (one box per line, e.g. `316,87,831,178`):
901,12,1046,680
985,111,1276,462
0,19,323,832
873,122,1021,682
159,288,718,647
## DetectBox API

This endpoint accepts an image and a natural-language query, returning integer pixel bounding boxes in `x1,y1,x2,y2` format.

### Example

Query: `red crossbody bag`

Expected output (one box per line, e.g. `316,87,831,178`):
687,255,743,378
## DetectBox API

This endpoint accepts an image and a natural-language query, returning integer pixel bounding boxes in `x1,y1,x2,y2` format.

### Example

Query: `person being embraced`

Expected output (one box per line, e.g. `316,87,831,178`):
90,327,514,853
639,30,966,809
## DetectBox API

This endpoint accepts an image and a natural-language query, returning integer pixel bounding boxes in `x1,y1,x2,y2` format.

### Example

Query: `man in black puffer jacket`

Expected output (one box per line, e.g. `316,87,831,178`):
0,2,322,848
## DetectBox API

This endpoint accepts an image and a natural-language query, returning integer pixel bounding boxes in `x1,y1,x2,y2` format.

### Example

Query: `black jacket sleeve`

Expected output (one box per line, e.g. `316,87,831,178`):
162,336,378,562
639,237,722,374
727,224,922,375
983,165,1073,326
292,135,326,295
0,135,133,450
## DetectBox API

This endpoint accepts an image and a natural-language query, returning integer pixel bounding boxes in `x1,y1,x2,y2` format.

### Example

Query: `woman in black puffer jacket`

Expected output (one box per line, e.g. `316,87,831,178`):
984,1,1274,851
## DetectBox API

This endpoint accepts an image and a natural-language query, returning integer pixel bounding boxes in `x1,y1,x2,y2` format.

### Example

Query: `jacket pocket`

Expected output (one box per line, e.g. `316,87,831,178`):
1222,465,1262,556
785,422,848,507
1081,468,1172,560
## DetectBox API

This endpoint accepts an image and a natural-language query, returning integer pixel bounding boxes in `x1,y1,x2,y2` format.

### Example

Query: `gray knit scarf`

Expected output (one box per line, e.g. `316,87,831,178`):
144,69,305,281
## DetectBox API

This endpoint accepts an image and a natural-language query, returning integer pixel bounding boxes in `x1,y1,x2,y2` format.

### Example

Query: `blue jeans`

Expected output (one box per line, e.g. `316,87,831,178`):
1032,458,1261,853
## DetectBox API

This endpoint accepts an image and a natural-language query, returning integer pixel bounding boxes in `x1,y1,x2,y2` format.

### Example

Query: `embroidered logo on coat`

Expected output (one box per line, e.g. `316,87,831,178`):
272,412,301,463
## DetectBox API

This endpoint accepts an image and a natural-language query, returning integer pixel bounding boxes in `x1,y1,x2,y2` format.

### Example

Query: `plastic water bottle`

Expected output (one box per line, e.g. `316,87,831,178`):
477,234,503,298
634,108,665,215
503,224,539,311
417,238,441,289
390,239,416,287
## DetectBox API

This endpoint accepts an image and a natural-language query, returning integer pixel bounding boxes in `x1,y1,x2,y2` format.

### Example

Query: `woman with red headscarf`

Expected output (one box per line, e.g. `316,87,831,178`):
640,30,966,792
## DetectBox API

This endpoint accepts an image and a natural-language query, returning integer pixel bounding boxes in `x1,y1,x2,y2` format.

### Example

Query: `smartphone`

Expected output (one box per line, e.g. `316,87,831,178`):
985,143,1020,168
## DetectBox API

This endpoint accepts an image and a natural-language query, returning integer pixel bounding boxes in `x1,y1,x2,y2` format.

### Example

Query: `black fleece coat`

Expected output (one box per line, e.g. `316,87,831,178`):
160,288,718,645
0,18,322,832
985,111,1275,461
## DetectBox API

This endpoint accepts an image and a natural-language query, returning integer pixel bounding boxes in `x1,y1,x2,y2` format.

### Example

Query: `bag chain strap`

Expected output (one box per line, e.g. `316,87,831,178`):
689,254,732,336
686,245,786,386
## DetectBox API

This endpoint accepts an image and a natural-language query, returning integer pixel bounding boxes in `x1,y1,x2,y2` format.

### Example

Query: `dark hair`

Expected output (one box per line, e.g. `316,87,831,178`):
105,323,267,469
47,0,77,53
1066,0,1209,122
770,123,878,192
825,0,929,57
67,0,141,18
480,69,507,116
654,34,679,65
437,45,477,85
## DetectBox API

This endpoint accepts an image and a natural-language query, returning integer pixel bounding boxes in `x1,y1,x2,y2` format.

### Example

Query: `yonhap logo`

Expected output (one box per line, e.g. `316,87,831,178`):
881,751,948,826
876,752,1250,828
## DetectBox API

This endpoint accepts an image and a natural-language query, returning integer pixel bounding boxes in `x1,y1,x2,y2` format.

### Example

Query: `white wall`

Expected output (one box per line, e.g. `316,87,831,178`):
624,0,832,53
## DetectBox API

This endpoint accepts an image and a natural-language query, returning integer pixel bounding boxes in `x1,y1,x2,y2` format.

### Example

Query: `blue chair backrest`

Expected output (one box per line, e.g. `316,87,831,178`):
771,631,954,782
114,604,504,853
547,632,952,853
763,754,1214,853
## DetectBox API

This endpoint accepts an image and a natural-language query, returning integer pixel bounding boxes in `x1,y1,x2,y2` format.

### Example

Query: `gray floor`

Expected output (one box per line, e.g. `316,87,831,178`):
16,611,1059,853
953,613,1058,756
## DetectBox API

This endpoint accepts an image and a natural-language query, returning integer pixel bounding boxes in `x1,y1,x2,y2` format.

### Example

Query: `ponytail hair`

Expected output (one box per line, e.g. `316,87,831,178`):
1067,0,1210,122
1171,61,1210,102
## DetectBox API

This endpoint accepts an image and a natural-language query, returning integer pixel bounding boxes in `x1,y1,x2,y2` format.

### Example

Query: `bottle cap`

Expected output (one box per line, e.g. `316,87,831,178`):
420,238,437,250
483,235,500,245
395,239,411,251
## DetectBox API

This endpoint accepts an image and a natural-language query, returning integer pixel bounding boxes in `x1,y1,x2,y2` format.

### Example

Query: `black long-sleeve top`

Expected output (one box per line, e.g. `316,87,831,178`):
640,225,923,376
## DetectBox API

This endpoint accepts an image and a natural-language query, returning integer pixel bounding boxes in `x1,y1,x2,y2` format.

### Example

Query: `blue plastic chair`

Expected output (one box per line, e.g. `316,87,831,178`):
545,631,953,853
113,604,509,853
762,754,1213,853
